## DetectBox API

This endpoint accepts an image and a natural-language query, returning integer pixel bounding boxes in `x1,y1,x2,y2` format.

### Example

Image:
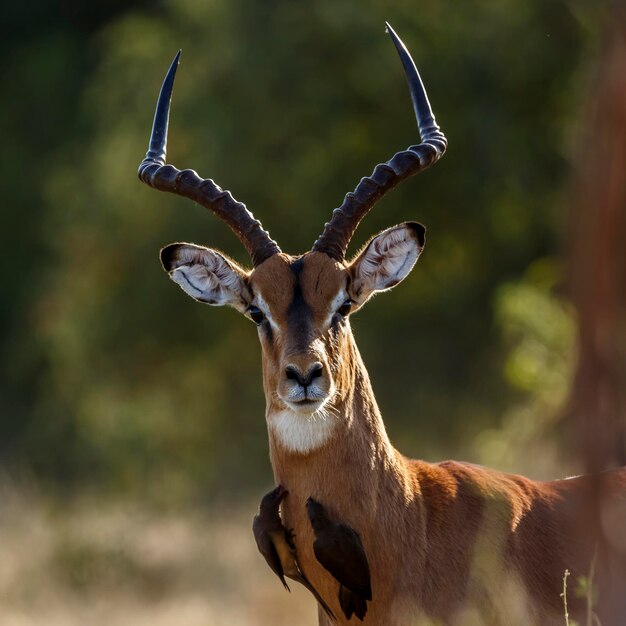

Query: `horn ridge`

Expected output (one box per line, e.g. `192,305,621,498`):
312,23,447,261
138,51,281,267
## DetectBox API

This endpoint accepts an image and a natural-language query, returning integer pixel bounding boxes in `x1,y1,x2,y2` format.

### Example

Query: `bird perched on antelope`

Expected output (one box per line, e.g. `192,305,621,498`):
253,485,335,620
307,497,372,621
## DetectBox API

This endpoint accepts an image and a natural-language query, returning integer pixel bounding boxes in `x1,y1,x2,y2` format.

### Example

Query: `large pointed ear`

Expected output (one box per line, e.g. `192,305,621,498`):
160,243,251,312
348,222,425,306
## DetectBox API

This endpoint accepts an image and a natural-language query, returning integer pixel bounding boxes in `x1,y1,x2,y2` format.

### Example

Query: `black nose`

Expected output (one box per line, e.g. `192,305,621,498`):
285,362,323,387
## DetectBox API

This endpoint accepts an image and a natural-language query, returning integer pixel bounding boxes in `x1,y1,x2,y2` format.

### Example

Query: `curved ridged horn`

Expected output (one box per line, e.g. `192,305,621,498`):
138,51,281,267
312,23,447,261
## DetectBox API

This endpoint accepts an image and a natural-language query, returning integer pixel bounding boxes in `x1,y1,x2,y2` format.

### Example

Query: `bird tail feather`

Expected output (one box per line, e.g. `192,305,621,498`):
339,585,367,621
301,578,336,621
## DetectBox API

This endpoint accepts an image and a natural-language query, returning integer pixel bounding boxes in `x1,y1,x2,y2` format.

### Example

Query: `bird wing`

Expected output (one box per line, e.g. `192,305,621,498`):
313,524,371,600
253,514,290,591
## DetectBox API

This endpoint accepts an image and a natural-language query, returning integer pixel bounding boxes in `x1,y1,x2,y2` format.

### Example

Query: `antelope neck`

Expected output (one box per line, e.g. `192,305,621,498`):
266,337,403,502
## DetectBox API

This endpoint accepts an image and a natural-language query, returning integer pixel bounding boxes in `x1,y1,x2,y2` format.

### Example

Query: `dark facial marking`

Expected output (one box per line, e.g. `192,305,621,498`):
330,314,342,333
263,320,274,344
290,258,304,276
287,258,313,351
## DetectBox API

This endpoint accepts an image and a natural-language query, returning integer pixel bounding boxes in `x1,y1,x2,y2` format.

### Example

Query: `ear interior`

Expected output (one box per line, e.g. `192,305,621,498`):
349,222,425,305
160,243,250,311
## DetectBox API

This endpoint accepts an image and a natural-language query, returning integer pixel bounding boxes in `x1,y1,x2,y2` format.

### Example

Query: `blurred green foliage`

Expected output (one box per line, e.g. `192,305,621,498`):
474,258,576,475
0,0,611,503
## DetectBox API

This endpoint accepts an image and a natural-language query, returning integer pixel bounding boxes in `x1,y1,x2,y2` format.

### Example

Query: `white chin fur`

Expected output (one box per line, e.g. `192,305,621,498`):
268,408,338,454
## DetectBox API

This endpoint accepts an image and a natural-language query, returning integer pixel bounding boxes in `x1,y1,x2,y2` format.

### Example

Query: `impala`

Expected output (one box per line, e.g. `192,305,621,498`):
138,23,626,626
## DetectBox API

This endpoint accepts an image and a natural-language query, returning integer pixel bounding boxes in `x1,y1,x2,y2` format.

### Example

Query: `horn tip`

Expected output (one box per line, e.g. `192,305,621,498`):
167,50,182,75
384,21,397,37
384,22,405,52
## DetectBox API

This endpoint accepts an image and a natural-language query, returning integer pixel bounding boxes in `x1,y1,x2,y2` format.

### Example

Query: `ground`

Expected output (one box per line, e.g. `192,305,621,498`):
0,487,317,626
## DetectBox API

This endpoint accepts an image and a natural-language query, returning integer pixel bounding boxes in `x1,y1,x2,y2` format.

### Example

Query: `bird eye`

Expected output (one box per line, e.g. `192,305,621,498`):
337,299,353,317
248,305,265,325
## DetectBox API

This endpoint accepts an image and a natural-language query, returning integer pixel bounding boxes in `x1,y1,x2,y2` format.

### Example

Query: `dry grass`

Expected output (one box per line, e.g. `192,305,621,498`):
0,486,317,626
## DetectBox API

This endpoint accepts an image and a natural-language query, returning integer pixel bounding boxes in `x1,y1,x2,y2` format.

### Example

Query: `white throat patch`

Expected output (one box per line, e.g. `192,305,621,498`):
268,409,338,454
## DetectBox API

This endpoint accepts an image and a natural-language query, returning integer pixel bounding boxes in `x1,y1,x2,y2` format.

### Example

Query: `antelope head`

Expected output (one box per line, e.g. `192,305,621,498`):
138,23,446,452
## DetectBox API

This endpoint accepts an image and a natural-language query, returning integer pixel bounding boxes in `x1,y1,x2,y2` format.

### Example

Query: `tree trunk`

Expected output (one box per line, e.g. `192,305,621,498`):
566,6,626,623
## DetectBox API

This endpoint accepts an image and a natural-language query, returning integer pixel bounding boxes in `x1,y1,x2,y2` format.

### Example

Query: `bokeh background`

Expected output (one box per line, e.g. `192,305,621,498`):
1,1,625,624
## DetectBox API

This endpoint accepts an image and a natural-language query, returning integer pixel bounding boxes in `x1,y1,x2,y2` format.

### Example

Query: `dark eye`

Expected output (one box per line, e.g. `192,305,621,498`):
248,305,265,325
337,299,353,317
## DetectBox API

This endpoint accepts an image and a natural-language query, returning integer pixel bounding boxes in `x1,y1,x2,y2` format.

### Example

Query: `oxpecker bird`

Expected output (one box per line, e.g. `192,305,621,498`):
253,485,335,620
306,497,372,621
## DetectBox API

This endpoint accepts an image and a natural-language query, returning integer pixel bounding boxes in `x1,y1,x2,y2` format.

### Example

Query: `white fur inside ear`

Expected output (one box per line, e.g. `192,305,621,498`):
167,246,248,310
352,225,422,301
